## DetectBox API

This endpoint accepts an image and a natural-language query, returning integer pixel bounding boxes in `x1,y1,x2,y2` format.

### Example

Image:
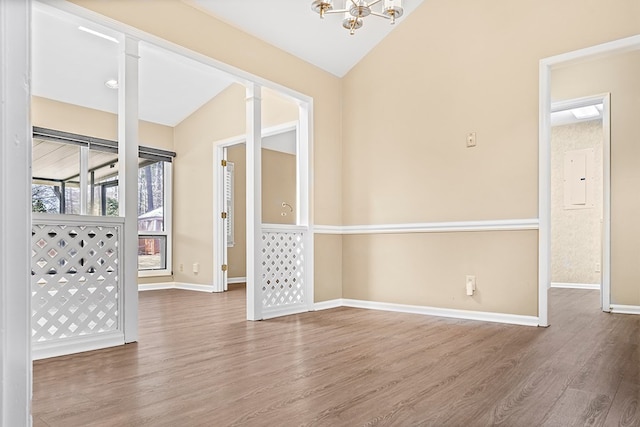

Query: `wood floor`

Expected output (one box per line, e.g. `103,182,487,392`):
33,287,639,427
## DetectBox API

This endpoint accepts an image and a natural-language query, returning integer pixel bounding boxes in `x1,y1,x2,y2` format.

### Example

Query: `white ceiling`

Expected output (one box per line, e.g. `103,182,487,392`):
32,5,235,127
190,0,425,77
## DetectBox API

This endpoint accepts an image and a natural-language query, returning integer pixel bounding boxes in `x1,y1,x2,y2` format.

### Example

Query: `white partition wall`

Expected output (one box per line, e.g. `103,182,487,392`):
31,214,125,359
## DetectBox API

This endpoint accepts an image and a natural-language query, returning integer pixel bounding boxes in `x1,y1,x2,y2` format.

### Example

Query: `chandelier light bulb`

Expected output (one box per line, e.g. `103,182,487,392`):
342,11,363,35
311,0,334,18
383,0,404,24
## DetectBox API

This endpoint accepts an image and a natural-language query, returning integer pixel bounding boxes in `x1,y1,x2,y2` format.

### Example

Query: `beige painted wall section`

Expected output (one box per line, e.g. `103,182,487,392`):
262,149,296,225
343,231,539,316
173,84,245,285
341,0,639,313
551,121,603,285
32,97,174,149
73,0,344,300
314,234,343,302
552,51,640,306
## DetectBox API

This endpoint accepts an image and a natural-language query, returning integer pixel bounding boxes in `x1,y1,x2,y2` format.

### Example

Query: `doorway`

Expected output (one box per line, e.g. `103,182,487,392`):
214,120,313,320
549,96,610,311
539,35,640,326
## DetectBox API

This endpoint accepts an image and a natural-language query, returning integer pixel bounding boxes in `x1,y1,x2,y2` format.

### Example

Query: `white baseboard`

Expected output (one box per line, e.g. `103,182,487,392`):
314,299,344,311
551,282,600,290
32,331,124,360
138,282,174,291
174,282,215,293
139,282,215,293
262,305,312,320
342,299,539,326
228,277,246,284
610,304,640,315
315,298,538,326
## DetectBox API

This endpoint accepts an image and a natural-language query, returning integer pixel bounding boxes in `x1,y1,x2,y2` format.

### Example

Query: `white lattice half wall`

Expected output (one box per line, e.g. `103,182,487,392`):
31,217,122,346
260,230,305,311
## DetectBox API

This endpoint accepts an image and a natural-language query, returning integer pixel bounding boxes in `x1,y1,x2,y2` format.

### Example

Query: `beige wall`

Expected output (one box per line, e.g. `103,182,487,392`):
341,0,640,313
32,97,174,149
344,231,539,316
262,148,296,225
551,121,603,285
552,51,640,306
172,84,244,285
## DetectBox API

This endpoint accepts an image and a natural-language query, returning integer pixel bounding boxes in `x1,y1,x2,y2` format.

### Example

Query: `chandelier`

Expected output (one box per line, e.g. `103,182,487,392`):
311,0,404,35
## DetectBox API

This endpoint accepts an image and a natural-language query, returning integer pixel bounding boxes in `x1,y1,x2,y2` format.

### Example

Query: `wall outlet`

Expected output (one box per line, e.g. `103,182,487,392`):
466,275,476,296
193,262,199,274
466,132,477,148
595,262,601,272
179,263,184,272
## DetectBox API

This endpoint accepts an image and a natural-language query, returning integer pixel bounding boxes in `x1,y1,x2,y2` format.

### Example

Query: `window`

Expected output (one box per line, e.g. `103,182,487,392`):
137,160,170,273
32,127,175,276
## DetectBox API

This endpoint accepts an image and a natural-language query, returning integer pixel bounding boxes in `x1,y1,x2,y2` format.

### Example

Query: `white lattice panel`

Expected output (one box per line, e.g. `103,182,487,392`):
31,221,121,343
260,230,305,310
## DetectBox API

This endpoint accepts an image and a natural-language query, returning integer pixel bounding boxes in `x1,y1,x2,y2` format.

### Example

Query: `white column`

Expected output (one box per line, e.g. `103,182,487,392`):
538,60,551,327
298,101,315,312
0,0,32,424
246,84,262,321
118,36,140,342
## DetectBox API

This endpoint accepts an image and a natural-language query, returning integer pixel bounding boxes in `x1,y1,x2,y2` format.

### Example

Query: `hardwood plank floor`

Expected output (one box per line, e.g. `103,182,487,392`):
32,287,640,426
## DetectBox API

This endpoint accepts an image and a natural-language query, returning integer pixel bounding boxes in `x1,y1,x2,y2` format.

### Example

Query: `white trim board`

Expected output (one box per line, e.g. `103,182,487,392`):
314,218,539,235
610,305,640,315
228,277,247,284
315,299,539,327
551,282,601,290
138,282,215,293
314,299,343,311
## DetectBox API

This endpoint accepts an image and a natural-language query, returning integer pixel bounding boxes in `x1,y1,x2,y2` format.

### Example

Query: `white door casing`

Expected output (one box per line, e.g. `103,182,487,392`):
539,35,640,326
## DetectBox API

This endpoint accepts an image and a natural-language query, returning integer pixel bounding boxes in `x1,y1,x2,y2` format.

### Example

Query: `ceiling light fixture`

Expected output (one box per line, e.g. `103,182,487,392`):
571,105,600,120
104,79,119,90
78,26,119,44
311,0,404,35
